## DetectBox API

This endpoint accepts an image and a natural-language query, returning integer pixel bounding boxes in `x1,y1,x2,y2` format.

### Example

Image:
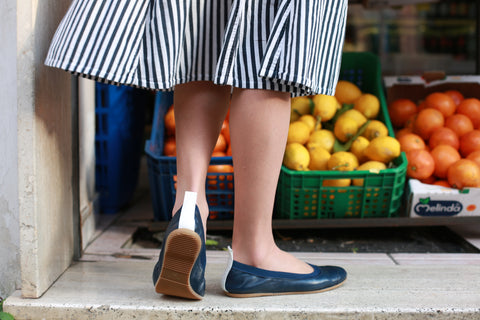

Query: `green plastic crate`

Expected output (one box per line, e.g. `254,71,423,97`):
274,52,408,219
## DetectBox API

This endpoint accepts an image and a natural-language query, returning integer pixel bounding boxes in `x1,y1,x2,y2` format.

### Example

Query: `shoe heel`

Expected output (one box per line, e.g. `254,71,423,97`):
155,228,203,300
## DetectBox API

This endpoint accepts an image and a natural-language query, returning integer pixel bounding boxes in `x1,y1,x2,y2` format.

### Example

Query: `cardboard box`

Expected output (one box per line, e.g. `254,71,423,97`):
384,75,480,218
384,75,480,105
408,179,480,217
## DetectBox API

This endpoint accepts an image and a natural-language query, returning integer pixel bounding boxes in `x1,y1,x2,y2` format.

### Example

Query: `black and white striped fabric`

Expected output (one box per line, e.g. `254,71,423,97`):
45,0,347,96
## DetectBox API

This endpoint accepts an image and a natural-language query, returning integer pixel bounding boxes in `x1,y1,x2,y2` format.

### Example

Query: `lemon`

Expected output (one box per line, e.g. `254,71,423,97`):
362,120,389,141
338,109,368,127
312,94,340,122
335,80,362,105
349,136,370,164
287,121,310,145
283,143,310,171
334,116,359,143
290,96,312,122
308,147,331,171
307,129,336,153
299,114,319,133
354,93,380,119
365,136,401,163
323,179,351,187
352,161,387,186
327,151,359,171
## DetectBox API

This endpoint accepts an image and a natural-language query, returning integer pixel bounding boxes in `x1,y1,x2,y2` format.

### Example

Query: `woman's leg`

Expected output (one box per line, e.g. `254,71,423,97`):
229,88,313,274
173,81,231,229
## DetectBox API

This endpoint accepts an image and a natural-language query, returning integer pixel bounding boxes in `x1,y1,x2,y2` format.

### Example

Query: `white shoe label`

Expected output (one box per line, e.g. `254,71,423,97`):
178,191,197,231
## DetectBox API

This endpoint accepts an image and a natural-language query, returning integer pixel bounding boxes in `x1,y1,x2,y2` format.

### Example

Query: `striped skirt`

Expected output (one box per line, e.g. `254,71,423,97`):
45,0,348,96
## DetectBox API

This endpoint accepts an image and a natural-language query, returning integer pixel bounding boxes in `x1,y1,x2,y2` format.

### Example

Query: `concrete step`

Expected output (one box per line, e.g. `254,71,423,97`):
5,251,480,320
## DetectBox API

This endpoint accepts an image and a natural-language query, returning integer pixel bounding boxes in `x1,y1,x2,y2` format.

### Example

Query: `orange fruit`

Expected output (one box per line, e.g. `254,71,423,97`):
456,98,480,129
212,151,227,157
424,92,456,118
398,133,426,153
404,114,417,130
226,144,232,156
444,90,464,106
164,105,176,136
207,164,234,190
419,175,437,185
406,149,435,180
413,108,444,140
208,164,234,173
417,100,427,112
388,99,417,128
459,130,480,157
430,145,461,179
445,113,474,137
213,133,227,153
447,159,480,189
428,127,459,150
466,150,480,169
221,120,231,146
163,137,176,156
433,180,451,188
395,127,413,140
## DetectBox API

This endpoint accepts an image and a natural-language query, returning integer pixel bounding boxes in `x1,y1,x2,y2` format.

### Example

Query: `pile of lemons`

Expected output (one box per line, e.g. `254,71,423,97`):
283,80,401,187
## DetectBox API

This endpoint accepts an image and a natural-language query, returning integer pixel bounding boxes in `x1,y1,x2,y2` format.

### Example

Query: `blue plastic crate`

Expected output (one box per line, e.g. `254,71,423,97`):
95,83,150,214
145,92,234,221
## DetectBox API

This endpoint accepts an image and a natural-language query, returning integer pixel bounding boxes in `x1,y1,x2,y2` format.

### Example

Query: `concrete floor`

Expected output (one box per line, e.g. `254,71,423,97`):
5,251,480,319
5,161,480,319
5,195,480,319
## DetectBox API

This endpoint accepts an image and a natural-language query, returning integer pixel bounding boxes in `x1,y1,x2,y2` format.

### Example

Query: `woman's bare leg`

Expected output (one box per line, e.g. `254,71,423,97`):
173,81,231,229
229,88,313,274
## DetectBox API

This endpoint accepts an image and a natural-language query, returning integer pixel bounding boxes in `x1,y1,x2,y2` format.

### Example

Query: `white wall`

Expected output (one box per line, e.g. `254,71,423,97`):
0,0,88,299
0,0,99,299
0,0,20,299
17,0,74,298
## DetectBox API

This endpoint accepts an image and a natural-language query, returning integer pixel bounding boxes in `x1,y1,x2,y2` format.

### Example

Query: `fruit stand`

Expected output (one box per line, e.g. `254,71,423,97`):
146,1,480,230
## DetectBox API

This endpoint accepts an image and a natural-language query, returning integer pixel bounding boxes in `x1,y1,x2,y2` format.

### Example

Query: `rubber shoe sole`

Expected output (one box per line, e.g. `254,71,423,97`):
224,278,347,298
154,228,203,300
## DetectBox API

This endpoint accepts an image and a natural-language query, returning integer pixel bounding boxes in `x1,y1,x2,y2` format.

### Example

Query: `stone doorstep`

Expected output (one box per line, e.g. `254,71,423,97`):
8,175,480,319
4,252,480,320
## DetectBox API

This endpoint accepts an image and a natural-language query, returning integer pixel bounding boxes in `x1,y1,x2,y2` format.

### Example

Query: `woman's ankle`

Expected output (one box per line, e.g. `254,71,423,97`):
231,241,276,267
197,202,209,231
232,243,313,274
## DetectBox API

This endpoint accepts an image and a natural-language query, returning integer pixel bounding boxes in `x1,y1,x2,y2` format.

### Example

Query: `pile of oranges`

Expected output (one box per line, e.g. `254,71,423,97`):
283,80,401,187
163,105,233,174
390,91,480,189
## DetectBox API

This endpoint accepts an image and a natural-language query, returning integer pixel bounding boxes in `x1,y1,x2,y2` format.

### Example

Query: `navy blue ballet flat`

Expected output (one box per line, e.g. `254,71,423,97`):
222,248,347,298
152,192,206,300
